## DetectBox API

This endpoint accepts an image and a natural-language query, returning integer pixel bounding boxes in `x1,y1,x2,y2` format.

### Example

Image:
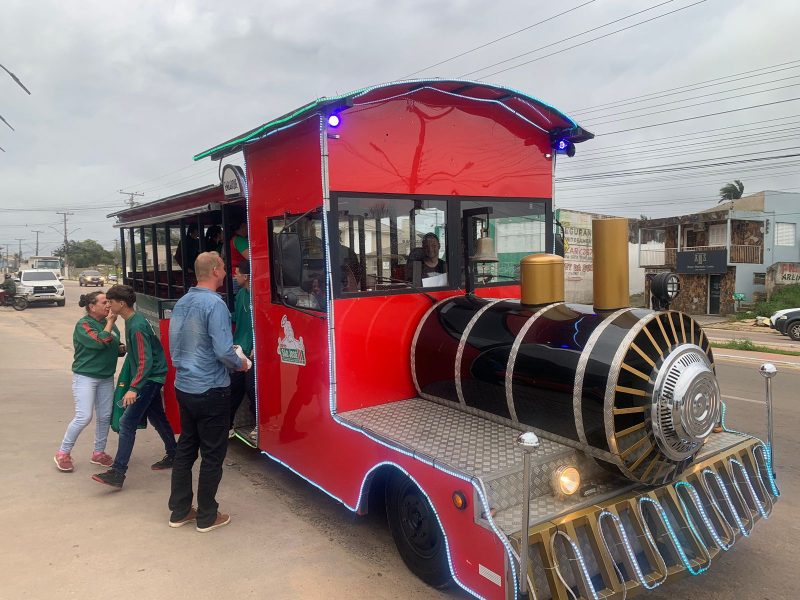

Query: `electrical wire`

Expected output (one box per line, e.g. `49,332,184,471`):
471,0,709,80
458,0,681,78
399,0,597,79
597,97,800,135
567,59,800,115
583,81,800,127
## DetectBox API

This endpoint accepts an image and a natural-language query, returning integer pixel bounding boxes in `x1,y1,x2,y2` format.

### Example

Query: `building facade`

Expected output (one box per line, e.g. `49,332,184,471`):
636,191,800,315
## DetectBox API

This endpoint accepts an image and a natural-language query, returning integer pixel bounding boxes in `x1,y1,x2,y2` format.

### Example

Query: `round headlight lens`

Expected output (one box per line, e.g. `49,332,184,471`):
552,466,581,497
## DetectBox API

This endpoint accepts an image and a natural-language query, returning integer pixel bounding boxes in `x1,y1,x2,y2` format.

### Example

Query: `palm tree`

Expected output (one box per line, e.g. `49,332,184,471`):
718,180,744,203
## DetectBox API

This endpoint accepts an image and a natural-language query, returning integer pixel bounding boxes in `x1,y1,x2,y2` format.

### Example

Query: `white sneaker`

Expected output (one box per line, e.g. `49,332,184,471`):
228,428,235,439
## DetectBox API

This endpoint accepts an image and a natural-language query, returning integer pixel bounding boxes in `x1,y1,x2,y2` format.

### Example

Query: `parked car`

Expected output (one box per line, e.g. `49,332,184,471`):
774,308,800,340
17,270,66,306
769,308,796,329
78,270,105,287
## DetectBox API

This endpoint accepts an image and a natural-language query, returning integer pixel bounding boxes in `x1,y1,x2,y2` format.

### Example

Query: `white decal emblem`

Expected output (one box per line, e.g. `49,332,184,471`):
277,315,306,366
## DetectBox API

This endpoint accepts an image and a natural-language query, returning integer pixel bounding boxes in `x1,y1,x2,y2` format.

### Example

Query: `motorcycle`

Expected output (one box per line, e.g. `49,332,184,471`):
1,292,28,311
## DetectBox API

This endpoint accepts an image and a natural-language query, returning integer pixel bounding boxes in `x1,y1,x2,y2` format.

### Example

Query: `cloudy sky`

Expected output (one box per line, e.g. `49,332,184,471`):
1,0,798,256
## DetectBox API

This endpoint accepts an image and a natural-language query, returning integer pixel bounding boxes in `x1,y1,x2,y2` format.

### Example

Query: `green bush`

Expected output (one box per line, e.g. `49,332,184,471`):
753,284,800,317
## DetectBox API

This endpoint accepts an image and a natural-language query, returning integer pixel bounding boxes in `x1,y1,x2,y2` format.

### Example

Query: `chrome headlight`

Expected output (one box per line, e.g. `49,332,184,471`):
552,465,581,497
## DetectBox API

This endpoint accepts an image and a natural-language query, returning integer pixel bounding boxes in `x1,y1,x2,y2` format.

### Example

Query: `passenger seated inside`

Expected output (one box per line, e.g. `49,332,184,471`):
174,224,201,273
407,232,447,287
204,225,224,254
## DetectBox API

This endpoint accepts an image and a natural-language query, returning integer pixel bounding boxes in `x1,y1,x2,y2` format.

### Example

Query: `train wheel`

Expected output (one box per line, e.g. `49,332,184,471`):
385,472,451,588
13,297,28,311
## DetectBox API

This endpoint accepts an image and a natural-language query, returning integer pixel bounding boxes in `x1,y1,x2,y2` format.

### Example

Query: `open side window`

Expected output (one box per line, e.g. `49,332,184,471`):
269,211,327,312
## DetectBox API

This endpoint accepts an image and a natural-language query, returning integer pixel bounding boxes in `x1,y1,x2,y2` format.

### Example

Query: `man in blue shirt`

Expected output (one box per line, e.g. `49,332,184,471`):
167,251,248,532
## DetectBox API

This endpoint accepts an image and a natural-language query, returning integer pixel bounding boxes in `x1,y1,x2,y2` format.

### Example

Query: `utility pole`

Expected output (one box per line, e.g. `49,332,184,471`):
14,238,23,270
31,230,44,256
56,211,74,278
118,190,144,208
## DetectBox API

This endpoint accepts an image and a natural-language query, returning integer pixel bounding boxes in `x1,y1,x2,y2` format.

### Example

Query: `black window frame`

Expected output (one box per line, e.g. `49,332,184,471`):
329,192,552,299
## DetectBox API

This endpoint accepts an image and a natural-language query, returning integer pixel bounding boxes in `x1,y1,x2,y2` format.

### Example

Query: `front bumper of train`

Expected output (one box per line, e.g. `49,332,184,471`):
511,437,778,600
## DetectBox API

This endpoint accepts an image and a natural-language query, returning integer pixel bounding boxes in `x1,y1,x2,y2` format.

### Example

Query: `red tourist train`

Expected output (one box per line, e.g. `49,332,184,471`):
110,80,779,600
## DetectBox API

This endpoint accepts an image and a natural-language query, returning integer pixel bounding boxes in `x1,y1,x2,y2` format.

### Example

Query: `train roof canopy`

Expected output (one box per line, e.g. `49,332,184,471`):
108,184,226,228
193,79,593,162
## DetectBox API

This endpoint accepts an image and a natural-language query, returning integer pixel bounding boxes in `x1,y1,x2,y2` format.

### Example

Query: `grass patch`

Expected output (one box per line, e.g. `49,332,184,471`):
710,339,800,356
752,284,800,317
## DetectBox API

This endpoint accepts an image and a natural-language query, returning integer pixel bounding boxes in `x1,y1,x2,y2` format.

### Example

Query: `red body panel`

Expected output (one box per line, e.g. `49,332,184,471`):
159,319,180,434
236,97,552,599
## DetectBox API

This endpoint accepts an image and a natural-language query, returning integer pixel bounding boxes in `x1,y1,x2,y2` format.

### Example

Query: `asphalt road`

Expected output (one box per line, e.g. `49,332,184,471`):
705,326,800,350
1,280,798,600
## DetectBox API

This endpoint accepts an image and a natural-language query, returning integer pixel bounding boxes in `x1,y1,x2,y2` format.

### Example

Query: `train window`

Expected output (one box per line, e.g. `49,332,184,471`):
269,212,327,312
335,196,448,293
460,199,548,285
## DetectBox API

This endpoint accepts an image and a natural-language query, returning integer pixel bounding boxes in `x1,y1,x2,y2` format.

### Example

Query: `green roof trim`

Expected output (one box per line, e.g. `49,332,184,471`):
193,79,590,162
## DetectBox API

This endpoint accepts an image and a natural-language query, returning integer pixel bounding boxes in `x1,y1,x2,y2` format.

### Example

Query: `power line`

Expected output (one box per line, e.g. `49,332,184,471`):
458,0,680,78
576,116,800,154
400,0,597,79
582,81,800,126
467,0,708,80
566,59,800,115
596,97,800,135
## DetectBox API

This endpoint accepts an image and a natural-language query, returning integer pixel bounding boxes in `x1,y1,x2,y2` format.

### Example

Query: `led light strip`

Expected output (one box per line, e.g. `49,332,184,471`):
718,402,781,500
638,496,710,576
597,510,668,591
241,154,259,446
729,458,771,519
674,481,732,551
700,468,751,537
550,530,599,600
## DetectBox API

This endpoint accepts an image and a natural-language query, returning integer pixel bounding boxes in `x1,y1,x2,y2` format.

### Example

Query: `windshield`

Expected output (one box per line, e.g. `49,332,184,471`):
36,260,61,269
22,271,58,282
461,199,548,284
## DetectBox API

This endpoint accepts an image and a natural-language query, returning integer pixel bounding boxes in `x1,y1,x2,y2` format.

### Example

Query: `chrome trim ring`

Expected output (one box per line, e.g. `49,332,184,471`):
573,308,630,445
603,312,660,471
455,299,503,407
505,303,560,425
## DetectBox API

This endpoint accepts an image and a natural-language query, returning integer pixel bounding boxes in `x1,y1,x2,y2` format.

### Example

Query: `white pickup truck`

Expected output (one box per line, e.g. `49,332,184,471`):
17,270,66,306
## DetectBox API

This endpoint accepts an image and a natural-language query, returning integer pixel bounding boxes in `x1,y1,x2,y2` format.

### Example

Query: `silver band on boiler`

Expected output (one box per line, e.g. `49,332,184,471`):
603,313,660,470
410,298,451,397
573,308,630,446
455,299,503,407
505,303,561,425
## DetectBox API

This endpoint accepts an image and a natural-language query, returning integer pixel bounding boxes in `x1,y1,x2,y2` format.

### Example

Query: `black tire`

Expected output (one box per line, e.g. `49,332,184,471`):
13,297,27,311
385,472,451,589
788,321,800,342
57,300,65,307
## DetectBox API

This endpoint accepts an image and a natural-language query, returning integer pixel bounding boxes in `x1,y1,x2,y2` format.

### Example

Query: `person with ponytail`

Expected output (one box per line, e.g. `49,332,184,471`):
54,291,123,472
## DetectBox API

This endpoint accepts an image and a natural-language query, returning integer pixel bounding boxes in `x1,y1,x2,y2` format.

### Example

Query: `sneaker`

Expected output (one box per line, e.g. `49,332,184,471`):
169,507,198,528
151,454,174,470
228,428,236,439
92,469,125,489
196,512,231,533
90,451,114,467
54,451,74,472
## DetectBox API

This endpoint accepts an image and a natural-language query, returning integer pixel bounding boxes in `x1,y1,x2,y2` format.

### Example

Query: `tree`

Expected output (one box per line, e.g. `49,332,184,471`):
718,180,744,203
54,239,115,269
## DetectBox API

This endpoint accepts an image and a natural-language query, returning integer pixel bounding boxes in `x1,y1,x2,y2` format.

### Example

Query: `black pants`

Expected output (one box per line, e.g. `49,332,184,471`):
169,387,230,528
229,357,256,427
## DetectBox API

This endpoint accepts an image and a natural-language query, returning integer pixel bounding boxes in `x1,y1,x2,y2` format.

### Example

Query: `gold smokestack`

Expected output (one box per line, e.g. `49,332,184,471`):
520,254,564,306
592,218,630,310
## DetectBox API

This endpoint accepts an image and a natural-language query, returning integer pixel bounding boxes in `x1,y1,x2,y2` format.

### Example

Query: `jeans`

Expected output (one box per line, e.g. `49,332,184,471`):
60,373,114,453
229,357,256,427
112,380,177,475
169,387,230,528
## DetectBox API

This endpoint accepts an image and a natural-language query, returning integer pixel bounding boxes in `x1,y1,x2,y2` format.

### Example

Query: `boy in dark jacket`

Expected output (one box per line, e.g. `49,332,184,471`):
92,284,177,489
